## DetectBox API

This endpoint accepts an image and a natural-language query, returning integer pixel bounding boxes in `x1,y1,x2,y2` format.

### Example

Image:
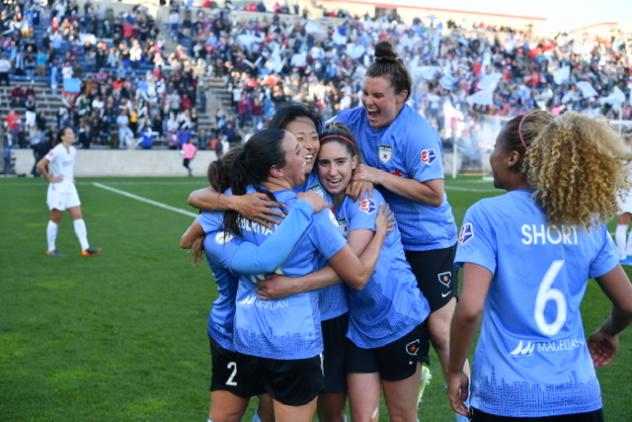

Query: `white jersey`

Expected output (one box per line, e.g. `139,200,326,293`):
45,143,76,192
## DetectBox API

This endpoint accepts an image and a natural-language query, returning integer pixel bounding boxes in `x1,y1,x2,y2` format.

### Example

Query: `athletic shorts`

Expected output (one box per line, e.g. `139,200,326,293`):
209,337,264,398
321,313,348,394
260,355,324,406
345,322,429,381
47,183,80,211
471,407,604,422
405,244,457,312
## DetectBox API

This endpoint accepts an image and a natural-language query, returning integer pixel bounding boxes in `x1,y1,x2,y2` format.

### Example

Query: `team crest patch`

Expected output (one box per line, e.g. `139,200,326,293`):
359,199,376,215
458,222,474,244
437,271,452,288
378,145,392,164
337,218,348,235
405,339,420,356
420,148,436,165
215,231,234,245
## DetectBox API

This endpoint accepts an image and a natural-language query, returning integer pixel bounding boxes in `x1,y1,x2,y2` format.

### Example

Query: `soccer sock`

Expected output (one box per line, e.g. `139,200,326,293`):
73,219,90,250
615,224,628,257
47,220,58,252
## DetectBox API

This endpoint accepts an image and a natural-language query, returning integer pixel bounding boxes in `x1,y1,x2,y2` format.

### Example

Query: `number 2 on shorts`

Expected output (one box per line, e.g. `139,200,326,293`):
226,361,238,386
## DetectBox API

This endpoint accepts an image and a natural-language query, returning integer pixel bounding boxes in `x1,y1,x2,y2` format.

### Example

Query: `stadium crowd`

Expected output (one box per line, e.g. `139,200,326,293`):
1,0,631,161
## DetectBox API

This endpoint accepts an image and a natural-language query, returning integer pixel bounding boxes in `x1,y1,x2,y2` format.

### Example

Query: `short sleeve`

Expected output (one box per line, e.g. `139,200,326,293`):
401,121,444,183
347,196,380,232
309,209,347,260
454,202,497,274
198,211,223,234
589,225,620,279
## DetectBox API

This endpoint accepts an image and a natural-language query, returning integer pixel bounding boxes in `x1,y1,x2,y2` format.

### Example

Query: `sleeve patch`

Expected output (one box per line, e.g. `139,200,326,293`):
458,223,474,244
214,232,234,245
420,148,437,165
359,199,376,215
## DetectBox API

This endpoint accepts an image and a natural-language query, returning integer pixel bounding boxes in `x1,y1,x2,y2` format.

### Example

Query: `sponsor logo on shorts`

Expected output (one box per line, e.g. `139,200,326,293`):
420,149,436,165
405,339,421,356
437,271,452,288
458,223,474,244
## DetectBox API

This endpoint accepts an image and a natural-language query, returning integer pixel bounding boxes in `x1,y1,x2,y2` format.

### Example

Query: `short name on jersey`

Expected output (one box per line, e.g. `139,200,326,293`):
521,224,578,245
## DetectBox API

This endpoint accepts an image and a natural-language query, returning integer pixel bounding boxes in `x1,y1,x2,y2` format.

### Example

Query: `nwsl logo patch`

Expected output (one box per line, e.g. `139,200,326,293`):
420,149,436,165
458,223,474,244
359,199,376,215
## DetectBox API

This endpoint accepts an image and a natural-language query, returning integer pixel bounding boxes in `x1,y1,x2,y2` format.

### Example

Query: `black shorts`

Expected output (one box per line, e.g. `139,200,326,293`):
321,313,348,394
345,322,429,381
471,407,604,422
260,355,324,406
405,244,457,312
209,337,264,398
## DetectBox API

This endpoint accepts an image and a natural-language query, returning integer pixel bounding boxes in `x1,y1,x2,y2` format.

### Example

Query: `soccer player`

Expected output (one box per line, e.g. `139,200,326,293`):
333,41,465,408
188,103,363,422
181,147,330,422
258,124,431,421
448,111,632,420
225,128,390,422
36,127,101,257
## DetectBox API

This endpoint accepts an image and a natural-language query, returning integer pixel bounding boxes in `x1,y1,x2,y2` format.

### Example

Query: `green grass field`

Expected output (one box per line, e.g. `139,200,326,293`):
1,176,631,421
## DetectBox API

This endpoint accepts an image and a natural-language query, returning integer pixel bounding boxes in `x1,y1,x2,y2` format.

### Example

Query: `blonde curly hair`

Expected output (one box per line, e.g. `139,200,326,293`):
525,112,632,227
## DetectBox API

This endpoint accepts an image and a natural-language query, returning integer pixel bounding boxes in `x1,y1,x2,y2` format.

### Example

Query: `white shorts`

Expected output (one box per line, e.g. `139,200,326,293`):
47,183,80,211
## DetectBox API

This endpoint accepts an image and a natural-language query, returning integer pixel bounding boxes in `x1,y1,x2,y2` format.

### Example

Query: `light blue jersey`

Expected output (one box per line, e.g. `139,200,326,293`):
297,172,349,321
197,200,316,351
455,189,619,417
233,188,347,360
336,105,457,251
334,190,430,348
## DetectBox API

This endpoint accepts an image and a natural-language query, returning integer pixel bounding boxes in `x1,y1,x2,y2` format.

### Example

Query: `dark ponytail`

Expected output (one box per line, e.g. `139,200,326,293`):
207,146,243,192
223,128,288,236
367,41,412,101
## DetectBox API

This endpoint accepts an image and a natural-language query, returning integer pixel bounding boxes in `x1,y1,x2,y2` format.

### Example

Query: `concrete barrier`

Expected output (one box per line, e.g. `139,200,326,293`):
14,149,218,177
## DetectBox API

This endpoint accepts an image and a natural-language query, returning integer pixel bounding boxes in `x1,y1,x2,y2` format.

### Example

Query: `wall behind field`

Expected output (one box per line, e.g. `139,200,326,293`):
14,150,218,177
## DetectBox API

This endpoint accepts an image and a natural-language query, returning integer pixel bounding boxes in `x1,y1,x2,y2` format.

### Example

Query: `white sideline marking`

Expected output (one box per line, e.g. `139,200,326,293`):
93,182,197,217
446,186,498,193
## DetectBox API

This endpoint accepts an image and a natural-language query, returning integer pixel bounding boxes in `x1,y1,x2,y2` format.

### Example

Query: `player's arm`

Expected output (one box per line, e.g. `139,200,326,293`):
447,262,493,417
36,156,62,183
227,195,326,274
256,206,393,298
180,220,204,249
187,187,285,227
352,163,443,206
589,265,632,367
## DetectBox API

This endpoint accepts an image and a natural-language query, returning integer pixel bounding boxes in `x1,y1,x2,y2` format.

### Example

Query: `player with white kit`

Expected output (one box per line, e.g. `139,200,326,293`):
36,127,101,257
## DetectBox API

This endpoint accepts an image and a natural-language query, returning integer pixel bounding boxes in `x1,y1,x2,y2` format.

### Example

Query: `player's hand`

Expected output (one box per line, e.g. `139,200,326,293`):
234,192,285,227
50,175,63,183
346,180,373,200
297,191,328,212
447,371,471,417
588,328,619,367
375,204,395,235
256,274,301,299
352,163,382,185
